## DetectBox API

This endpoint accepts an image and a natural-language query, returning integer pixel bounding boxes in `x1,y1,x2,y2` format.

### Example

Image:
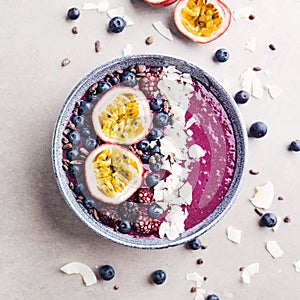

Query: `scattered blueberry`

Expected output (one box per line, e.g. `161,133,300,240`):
78,101,93,115
86,91,97,102
137,139,151,152
149,98,164,111
150,145,161,156
109,77,119,86
72,115,85,129
234,90,250,104
97,81,111,94
249,121,268,138
259,213,277,227
84,137,97,151
98,265,115,281
214,48,230,62
206,294,219,300
153,112,170,128
66,148,79,161
67,7,80,20
74,182,85,195
83,197,96,209
109,16,126,33
81,127,92,138
148,128,164,141
67,131,81,146
289,140,300,152
117,220,132,234
68,165,83,179
120,70,137,87
140,153,151,164
149,161,162,172
145,174,161,187
147,203,163,219
151,269,166,285
186,238,201,250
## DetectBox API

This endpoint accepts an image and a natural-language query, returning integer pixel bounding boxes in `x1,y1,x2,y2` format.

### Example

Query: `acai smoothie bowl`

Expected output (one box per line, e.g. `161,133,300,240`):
52,54,248,249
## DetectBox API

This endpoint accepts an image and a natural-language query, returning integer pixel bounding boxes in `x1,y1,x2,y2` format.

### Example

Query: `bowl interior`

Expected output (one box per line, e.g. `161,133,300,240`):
52,54,248,249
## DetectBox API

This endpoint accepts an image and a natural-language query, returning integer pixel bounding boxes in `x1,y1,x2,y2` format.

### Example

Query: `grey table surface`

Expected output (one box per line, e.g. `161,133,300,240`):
1,0,300,299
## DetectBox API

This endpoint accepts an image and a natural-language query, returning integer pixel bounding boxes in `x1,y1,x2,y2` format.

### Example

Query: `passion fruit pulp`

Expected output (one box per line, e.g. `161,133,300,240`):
85,144,144,204
92,86,152,145
174,0,231,44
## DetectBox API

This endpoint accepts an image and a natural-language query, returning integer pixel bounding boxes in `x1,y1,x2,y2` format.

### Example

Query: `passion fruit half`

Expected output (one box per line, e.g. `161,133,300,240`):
85,144,144,204
92,86,152,145
174,0,231,44
144,0,178,6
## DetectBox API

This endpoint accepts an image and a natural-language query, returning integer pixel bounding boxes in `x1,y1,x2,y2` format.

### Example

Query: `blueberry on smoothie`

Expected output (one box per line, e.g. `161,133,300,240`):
149,161,162,172
84,137,97,151
140,153,151,164
67,131,81,146
117,220,132,234
81,127,92,138
78,101,93,115
98,265,115,281
249,121,268,138
120,70,137,87
148,128,164,141
83,197,96,209
150,145,161,156
74,182,85,195
145,174,161,187
149,98,164,111
68,165,83,179
137,139,151,152
147,203,163,219
72,115,85,129
66,148,79,161
153,112,170,128
151,269,166,285
97,81,111,94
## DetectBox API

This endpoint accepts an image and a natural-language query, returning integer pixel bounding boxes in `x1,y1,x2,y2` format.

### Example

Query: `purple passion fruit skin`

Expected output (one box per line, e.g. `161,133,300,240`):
62,65,236,238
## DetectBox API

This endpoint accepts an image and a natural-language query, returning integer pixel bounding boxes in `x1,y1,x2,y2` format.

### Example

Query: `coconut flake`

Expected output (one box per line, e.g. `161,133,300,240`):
179,182,193,205
266,241,284,259
245,37,256,52
82,3,99,10
267,85,282,99
251,76,264,99
240,68,255,93
293,259,300,272
123,44,132,56
152,21,173,41
233,7,254,20
195,290,206,300
241,263,259,284
227,226,242,244
188,144,206,160
123,15,134,26
107,7,124,18
160,136,184,160
249,181,274,209
272,216,281,232
186,272,204,284
60,262,97,286
97,0,109,12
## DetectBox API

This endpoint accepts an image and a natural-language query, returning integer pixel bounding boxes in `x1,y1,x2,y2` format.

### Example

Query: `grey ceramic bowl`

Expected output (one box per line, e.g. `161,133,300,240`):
52,54,248,249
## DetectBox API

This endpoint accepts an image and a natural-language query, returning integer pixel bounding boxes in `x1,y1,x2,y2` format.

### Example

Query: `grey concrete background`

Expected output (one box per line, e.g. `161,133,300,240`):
1,0,299,299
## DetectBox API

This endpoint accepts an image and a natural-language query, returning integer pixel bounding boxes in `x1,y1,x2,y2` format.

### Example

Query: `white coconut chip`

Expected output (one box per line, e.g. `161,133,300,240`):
195,290,206,300
293,259,300,272
60,262,97,287
123,15,134,26
123,44,132,56
188,144,206,160
264,70,272,76
82,3,99,10
179,182,193,205
187,129,193,136
251,76,264,99
267,85,282,99
152,21,173,41
245,37,256,52
227,226,242,244
107,7,124,18
272,216,281,232
241,263,259,284
160,136,185,160
233,7,254,20
186,272,204,285
249,181,274,209
240,68,255,93
266,241,284,259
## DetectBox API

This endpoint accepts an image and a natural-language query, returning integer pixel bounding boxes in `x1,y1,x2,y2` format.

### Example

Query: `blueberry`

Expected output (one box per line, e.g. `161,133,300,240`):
234,90,250,104
215,48,230,63
120,70,137,87
137,139,151,152
117,220,132,234
140,153,151,164
145,174,160,187
74,182,85,195
151,269,166,285
86,91,97,102
186,238,201,250
153,112,170,128
84,137,97,151
289,140,300,152
67,7,80,20
67,131,81,146
249,121,268,138
148,128,164,141
149,161,162,172
150,145,160,156
147,203,163,219
109,16,126,33
259,213,277,227
97,81,111,94
98,265,115,281
66,148,79,161
81,127,92,138
72,115,85,129
78,101,93,115
149,98,164,111
83,197,96,209
206,294,219,300
109,77,119,86
68,165,83,179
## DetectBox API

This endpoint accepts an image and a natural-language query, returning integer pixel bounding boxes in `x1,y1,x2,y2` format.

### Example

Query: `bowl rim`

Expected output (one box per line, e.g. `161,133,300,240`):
52,54,248,249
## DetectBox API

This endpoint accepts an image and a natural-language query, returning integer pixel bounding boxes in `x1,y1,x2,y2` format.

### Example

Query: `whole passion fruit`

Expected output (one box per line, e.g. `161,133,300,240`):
174,0,231,44
92,86,152,145
85,144,144,204
144,0,178,6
